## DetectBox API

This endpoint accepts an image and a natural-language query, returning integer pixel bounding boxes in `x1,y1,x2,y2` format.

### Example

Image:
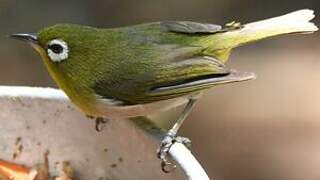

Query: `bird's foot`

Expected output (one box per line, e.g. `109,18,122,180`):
95,117,109,132
157,134,191,173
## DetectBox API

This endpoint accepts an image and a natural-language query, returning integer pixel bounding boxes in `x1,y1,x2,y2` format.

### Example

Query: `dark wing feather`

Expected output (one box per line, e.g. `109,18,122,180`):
150,70,255,97
160,21,222,34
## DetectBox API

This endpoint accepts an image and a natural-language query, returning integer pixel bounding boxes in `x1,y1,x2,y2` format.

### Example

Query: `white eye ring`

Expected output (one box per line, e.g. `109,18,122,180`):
47,39,69,62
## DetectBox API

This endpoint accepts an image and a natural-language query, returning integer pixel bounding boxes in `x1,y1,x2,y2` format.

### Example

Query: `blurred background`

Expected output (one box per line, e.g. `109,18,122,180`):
1,0,320,179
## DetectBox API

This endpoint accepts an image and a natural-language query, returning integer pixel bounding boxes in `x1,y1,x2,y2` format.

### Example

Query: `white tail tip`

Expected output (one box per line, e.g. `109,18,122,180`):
279,9,318,32
245,9,318,34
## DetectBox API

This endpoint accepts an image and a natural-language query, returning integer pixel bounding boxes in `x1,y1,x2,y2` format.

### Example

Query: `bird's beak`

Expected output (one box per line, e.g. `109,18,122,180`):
10,33,39,46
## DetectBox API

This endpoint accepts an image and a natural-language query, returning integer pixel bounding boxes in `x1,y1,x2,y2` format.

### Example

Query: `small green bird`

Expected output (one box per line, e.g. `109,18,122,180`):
11,9,317,171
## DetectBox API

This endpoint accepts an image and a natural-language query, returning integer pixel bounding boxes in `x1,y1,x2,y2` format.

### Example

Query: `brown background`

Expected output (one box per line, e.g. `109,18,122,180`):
1,0,320,179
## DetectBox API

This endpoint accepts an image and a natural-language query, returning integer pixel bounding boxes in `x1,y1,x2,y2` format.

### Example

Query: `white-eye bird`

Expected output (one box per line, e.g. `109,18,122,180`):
11,9,318,171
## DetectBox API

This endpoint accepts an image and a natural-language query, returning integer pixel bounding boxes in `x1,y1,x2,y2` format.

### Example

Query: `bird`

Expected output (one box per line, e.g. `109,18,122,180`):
11,9,317,171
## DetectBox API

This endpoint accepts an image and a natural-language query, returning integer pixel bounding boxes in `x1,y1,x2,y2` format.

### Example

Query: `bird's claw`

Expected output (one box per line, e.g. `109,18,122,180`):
161,158,176,173
157,134,192,173
95,117,109,132
175,136,192,149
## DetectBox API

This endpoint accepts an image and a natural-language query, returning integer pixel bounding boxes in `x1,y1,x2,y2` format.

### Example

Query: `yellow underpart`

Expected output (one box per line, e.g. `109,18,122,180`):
34,45,98,116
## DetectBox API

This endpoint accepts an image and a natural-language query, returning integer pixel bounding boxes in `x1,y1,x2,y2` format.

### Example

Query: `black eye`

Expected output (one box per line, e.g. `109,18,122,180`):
48,44,63,54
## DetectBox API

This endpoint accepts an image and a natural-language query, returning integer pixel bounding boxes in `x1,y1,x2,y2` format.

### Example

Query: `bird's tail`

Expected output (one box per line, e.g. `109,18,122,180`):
205,9,318,62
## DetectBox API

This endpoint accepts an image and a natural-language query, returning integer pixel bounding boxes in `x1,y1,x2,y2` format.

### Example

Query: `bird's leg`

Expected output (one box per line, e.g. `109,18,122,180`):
157,97,197,173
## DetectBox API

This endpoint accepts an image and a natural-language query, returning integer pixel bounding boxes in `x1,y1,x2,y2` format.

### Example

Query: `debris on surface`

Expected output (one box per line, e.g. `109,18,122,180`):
0,151,74,180
0,159,35,180
33,151,50,180
13,137,23,159
54,162,74,180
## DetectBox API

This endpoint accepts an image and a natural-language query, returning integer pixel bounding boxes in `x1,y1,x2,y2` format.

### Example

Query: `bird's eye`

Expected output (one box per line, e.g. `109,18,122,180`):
48,44,63,54
47,39,69,62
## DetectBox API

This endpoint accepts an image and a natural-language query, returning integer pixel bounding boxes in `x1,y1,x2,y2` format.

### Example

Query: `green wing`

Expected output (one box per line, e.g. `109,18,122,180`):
93,52,254,104
93,22,253,105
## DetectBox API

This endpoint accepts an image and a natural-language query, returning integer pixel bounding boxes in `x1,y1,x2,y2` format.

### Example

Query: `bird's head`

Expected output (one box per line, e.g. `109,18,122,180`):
11,24,103,72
